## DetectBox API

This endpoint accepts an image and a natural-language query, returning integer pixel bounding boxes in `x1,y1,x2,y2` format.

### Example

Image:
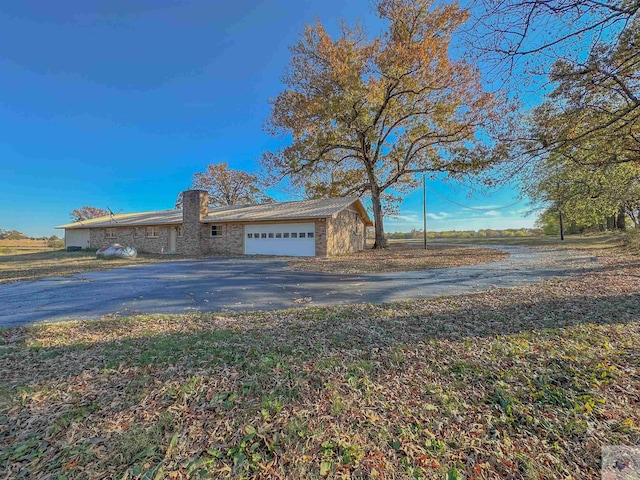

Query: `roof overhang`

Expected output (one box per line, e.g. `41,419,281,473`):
351,199,373,226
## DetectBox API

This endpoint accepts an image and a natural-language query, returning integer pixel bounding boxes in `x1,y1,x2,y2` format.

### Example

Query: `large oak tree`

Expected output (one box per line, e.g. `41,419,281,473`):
263,0,510,248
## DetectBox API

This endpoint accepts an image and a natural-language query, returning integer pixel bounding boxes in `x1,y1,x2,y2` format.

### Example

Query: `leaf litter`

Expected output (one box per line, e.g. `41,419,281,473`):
0,249,639,479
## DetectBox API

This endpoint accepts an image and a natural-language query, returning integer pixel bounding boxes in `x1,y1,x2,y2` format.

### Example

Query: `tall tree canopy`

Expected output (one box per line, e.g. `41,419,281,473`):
176,163,272,208
467,0,638,72
522,148,640,233
263,0,510,248
467,1,639,170
70,206,109,222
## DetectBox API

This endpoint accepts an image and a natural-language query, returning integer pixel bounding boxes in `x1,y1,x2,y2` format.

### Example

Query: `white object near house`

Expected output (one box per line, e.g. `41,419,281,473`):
96,244,137,258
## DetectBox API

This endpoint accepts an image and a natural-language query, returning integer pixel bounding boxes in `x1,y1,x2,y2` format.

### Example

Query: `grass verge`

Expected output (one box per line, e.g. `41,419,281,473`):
1,250,639,478
288,243,509,274
0,250,188,284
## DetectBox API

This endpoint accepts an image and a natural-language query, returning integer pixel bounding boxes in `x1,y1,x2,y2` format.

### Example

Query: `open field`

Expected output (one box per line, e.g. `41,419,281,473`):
0,246,59,256
1,248,638,478
423,232,629,250
0,250,188,284
287,243,508,274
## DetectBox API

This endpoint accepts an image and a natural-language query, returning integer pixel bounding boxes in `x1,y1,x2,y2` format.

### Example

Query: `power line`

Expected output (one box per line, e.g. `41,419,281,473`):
424,185,526,211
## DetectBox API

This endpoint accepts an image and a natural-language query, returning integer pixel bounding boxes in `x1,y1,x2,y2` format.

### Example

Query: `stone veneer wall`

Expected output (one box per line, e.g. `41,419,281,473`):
180,190,209,256
327,208,366,256
87,201,365,257
200,223,244,255
90,226,171,254
315,219,328,257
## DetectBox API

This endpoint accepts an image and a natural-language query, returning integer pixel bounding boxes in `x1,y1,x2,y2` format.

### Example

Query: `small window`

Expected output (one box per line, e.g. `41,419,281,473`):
247,233,253,239
283,233,289,238
275,233,282,238
308,232,314,238
291,232,298,238
105,227,116,238
268,232,274,238
299,232,306,238
146,226,159,238
261,233,267,238
177,226,183,237
211,225,222,237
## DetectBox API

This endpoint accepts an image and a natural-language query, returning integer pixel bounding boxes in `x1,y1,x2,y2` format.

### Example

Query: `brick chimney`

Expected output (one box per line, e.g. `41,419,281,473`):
181,190,209,255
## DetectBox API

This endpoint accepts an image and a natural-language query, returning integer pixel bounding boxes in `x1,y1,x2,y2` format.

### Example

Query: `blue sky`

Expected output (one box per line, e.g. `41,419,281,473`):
0,0,535,237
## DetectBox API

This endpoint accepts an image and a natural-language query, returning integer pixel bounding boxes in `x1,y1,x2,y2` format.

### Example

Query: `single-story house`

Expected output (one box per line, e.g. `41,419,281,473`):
56,190,373,257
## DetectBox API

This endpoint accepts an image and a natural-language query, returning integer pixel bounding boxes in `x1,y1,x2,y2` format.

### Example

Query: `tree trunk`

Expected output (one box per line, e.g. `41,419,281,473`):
559,211,564,241
616,210,626,230
371,189,387,249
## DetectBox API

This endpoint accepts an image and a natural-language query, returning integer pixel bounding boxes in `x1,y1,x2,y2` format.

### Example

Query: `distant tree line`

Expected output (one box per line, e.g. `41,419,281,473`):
377,228,541,240
0,229,63,248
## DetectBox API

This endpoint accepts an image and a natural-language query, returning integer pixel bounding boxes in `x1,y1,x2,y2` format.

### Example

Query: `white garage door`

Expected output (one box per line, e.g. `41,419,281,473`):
244,223,316,257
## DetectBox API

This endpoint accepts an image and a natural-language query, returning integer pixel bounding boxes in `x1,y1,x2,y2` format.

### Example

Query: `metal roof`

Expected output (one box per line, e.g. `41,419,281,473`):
56,197,372,229
56,210,183,229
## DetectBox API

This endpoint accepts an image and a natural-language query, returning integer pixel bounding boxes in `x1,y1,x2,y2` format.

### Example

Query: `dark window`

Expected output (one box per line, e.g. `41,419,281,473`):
268,232,274,238
247,233,253,239
275,233,282,238
261,233,267,238
291,232,298,238
299,232,306,238
211,225,222,237
283,233,290,238
308,232,314,238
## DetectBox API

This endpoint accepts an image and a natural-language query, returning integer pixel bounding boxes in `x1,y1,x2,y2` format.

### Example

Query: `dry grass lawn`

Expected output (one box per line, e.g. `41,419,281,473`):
1,248,639,479
0,250,187,284
288,243,509,274
426,232,634,251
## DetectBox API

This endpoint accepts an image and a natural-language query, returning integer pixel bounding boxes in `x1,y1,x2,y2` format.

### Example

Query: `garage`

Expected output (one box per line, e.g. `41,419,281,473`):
244,223,316,257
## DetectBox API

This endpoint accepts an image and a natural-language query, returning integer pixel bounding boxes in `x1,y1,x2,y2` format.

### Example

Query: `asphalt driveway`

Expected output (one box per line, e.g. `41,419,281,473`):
0,245,599,327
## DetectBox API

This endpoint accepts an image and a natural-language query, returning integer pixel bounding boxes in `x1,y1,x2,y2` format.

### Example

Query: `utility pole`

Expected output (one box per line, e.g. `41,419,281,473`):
423,174,427,249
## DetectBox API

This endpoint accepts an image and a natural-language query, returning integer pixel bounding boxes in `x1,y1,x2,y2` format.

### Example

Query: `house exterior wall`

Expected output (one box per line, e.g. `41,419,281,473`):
85,220,328,257
79,195,368,257
315,219,328,257
327,207,366,256
89,226,172,254
200,223,244,255
201,220,328,257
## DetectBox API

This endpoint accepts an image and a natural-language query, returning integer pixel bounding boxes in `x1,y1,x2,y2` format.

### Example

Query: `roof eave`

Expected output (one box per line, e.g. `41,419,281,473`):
201,215,328,224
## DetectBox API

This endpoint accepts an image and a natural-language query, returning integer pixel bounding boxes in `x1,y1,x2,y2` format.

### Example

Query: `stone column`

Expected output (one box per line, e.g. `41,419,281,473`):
181,190,209,255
